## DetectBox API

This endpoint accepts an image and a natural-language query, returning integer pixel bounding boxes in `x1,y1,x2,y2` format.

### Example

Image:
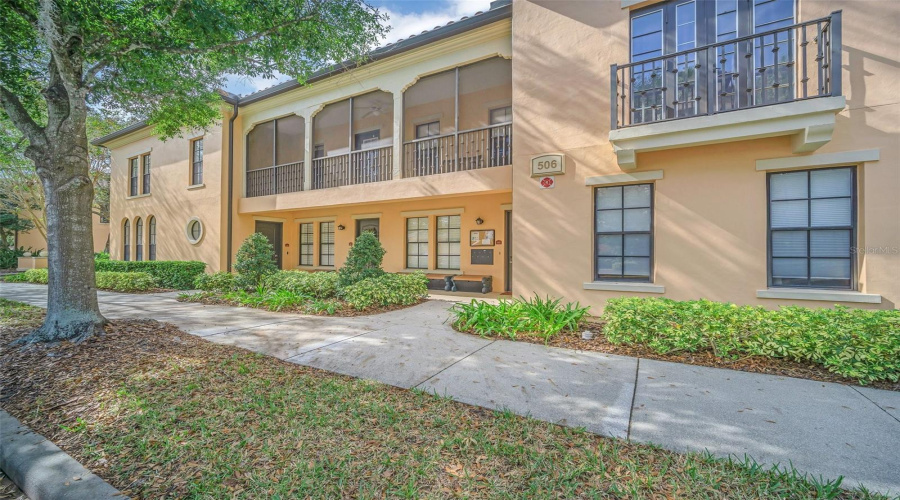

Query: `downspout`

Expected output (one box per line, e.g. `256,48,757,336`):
226,101,239,272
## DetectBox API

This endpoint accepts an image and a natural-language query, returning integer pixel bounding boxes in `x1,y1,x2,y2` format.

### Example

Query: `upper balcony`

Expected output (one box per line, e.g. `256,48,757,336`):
608,12,845,169
243,56,512,203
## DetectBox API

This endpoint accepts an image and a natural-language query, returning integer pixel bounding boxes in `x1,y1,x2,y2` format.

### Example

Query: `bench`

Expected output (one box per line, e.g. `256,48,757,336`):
424,273,455,291
450,275,492,294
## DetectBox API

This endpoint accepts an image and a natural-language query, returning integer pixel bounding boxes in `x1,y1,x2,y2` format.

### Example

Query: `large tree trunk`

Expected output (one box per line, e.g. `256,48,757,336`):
14,79,106,344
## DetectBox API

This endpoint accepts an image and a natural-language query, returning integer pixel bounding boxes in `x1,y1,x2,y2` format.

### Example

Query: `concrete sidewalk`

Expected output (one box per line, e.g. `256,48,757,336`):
3,283,899,495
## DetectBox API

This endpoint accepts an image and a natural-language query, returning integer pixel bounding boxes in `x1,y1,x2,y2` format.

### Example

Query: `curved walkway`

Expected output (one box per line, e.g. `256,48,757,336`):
3,283,899,495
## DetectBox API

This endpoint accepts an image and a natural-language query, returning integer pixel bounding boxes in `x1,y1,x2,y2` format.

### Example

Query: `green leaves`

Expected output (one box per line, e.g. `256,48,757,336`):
341,272,428,310
602,298,900,385
234,233,278,290
95,260,207,289
450,295,591,342
338,232,386,288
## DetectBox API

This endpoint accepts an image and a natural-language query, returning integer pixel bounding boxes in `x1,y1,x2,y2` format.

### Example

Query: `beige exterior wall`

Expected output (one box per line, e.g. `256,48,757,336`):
107,118,228,271
511,0,899,310
232,192,511,290
16,212,109,254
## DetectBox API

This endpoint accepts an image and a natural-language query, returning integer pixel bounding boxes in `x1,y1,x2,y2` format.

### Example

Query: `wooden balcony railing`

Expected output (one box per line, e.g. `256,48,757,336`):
611,12,841,129
311,145,393,190
246,161,304,197
402,122,511,178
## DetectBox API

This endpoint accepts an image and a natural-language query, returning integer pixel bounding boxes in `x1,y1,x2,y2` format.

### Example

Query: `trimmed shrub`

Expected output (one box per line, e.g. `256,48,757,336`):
342,272,428,310
601,297,900,384
4,273,29,283
94,252,110,260
95,271,157,292
95,260,206,290
195,272,237,292
451,295,590,341
21,268,49,284
338,232,386,288
263,270,339,299
234,233,278,290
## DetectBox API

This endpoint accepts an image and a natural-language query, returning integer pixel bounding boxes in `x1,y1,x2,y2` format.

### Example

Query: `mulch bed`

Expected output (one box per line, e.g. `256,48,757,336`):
178,294,425,317
458,321,900,392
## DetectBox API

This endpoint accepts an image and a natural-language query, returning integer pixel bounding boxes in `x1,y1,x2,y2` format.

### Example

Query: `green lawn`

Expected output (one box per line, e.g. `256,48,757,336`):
0,298,885,499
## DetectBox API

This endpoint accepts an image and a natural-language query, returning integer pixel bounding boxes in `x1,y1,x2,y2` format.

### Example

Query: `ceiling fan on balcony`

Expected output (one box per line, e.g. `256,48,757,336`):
358,98,391,118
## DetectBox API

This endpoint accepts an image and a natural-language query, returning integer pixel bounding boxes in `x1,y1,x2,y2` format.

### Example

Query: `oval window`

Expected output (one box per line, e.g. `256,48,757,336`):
185,217,204,244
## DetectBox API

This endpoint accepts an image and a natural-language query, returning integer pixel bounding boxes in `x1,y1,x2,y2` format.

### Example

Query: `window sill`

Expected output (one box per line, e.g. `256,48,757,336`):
187,183,206,190
126,193,151,200
756,288,882,304
583,282,665,293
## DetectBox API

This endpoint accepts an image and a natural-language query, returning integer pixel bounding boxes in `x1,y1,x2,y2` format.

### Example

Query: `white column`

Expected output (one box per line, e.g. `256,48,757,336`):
303,109,313,191
392,91,403,180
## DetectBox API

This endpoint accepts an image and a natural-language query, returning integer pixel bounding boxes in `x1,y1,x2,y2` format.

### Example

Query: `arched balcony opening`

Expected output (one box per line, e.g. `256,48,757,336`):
403,56,512,177
246,114,305,197
311,90,394,189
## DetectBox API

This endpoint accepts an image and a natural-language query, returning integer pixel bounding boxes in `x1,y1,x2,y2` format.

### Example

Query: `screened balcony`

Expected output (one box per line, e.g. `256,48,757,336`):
245,115,305,197
311,90,394,190
611,12,842,129
403,56,512,177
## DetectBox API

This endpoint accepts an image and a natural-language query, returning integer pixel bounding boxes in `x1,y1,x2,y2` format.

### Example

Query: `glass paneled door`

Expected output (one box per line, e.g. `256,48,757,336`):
630,0,707,124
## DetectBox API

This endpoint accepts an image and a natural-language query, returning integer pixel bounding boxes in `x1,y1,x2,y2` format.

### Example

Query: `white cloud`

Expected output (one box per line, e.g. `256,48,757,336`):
223,0,494,95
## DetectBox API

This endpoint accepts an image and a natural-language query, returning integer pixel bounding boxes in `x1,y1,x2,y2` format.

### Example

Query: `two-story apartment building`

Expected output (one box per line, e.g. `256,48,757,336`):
96,0,899,310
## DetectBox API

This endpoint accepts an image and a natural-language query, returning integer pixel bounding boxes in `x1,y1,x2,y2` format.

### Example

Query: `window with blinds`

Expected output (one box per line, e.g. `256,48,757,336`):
768,167,855,289
319,221,335,267
436,215,461,270
595,184,654,282
299,223,313,266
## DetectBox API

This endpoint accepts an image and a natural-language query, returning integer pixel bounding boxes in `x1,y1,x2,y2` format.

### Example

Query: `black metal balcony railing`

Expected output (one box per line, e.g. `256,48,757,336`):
311,146,393,190
611,12,842,129
402,122,512,177
246,161,304,197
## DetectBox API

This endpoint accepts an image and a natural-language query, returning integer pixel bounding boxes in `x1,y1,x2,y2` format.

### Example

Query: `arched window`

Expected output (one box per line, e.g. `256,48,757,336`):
135,217,143,261
123,219,131,261
148,216,157,261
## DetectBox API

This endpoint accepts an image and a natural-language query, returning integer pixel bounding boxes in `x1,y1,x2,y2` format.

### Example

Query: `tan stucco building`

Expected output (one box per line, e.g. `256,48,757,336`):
97,0,899,310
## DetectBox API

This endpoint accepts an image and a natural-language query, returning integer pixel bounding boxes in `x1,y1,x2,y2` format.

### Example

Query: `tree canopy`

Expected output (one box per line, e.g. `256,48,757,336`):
0,0,388,342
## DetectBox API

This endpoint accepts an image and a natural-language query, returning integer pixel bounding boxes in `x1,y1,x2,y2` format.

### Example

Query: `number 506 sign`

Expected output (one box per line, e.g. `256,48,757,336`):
530,154,565,177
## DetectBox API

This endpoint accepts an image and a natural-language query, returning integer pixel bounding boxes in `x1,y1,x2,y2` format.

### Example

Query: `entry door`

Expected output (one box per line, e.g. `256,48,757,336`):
356,218,380,240
504,210,512,292
254,221,283,269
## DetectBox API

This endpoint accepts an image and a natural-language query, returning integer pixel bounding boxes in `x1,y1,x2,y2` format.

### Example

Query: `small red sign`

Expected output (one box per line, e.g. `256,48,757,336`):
539,176,555,189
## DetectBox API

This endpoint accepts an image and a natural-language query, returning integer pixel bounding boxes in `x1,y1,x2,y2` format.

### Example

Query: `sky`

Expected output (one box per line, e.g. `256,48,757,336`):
224,0,494,97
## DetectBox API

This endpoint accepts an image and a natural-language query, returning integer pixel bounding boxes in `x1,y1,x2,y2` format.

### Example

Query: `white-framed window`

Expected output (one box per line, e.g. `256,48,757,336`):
319,221,335,267
135,217,143,261
436,215,461,270
185,217,203,245
129,158,139,196
141,153,151,194
191,138,204,185
406,217,429,269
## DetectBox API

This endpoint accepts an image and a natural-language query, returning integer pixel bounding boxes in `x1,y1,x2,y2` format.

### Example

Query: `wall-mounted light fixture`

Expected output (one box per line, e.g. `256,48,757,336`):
337,224,346,231
475,217,484,225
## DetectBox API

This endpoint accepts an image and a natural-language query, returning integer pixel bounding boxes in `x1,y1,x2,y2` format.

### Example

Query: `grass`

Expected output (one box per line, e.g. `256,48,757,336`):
0,298,887,499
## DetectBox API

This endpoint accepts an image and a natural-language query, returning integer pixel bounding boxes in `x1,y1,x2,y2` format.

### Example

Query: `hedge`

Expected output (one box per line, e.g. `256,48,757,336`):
95,260,206,289
602,297,900,384
195,272,237,293
10,268,156,292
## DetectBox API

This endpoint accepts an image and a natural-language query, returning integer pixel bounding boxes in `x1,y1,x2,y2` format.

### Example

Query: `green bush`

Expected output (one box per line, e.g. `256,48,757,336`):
451,295,590,342
263,270,339,299
223,289,307,312
234,233,278,290
4,272,29,283
601,297,900,384
342,272,428,310
21,268,49,284
195,272,237,292
0,246,30,269
338,232,386,288
95,271,157,292
94,252,110,260
9,268,155,292
95,260,205,289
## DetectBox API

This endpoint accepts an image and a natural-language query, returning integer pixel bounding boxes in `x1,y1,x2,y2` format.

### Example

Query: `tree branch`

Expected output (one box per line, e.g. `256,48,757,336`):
0,85,45,148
